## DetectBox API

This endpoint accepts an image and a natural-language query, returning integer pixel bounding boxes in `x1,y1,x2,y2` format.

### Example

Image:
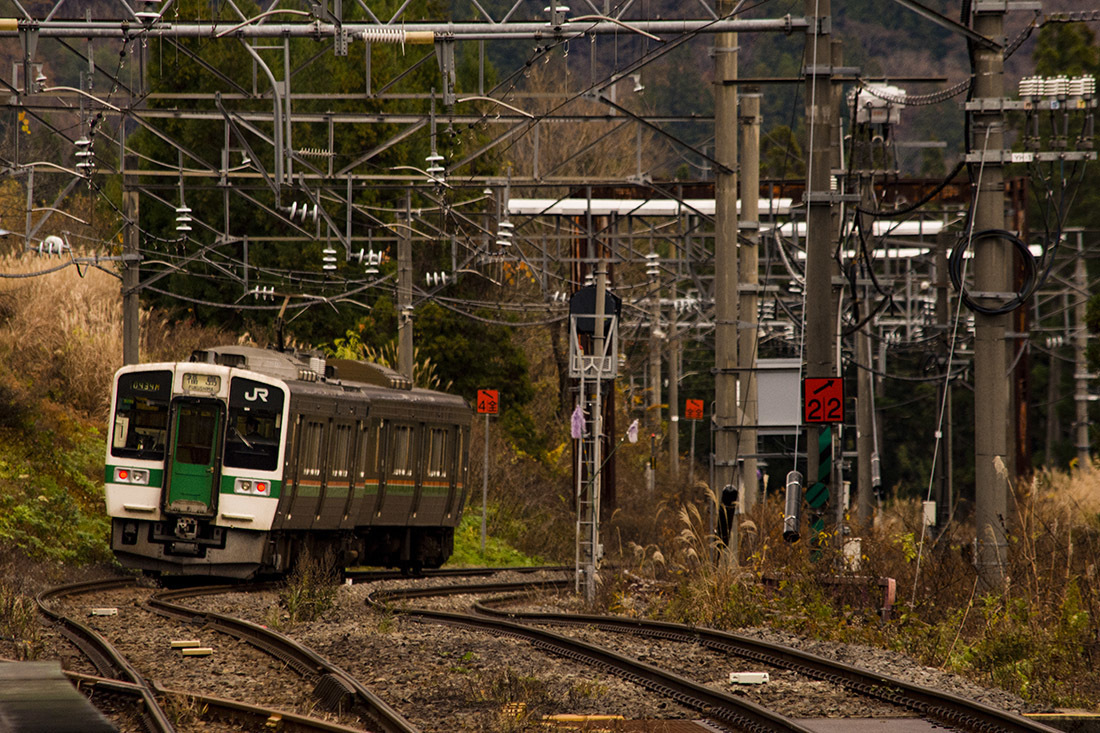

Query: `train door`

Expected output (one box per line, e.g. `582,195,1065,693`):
164,401,223,515
360,419,384,525
450,426,470,518
342,418,377,529
441,426,461,519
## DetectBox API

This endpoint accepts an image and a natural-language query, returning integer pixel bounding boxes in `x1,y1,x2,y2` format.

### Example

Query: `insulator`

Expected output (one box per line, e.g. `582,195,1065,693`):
425,272,450,287
783,470,803,543
1045,76,1069,98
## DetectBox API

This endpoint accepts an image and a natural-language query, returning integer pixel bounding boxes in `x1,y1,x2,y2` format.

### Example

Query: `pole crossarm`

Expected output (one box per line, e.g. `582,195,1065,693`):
0,18,808,41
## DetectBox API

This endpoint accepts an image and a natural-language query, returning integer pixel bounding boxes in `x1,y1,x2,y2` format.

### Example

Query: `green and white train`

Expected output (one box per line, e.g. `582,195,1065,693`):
105,345,471,578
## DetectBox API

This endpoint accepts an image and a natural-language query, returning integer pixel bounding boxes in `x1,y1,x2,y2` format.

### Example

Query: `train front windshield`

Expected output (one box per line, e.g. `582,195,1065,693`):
222,376,285,471
111,370,172,460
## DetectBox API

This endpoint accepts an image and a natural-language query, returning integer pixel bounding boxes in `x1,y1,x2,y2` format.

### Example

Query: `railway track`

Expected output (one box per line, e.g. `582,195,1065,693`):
34,576,414,733
36,578,176,733
370,578,820,733
147,583,419,733
33,570,1067,733
370,578,1064,733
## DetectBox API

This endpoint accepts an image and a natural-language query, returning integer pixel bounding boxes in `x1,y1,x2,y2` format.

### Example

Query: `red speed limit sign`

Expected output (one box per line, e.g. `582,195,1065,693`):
477,389,499,414
802,378,844,423
684,399,704,420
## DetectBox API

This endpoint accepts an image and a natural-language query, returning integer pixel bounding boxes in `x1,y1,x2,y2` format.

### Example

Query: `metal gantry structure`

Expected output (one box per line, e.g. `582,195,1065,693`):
1,1,1097,591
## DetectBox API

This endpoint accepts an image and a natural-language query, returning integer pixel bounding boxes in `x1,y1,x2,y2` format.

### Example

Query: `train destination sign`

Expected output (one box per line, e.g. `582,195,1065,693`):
182,373,221,395
477,389,499,414
802,377,844,424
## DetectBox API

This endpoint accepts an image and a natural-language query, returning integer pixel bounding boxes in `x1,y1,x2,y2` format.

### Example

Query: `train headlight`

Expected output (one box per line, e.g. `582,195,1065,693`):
114,467,150,485
234,478,270,496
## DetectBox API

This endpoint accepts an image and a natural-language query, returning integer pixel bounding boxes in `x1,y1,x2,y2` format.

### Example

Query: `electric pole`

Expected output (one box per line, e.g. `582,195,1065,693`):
739,90,761,512
1074,229,1092,470
714,0,740,560
802,0,840,542
669,282,680,480
123,154,140,366
970,2,1009,590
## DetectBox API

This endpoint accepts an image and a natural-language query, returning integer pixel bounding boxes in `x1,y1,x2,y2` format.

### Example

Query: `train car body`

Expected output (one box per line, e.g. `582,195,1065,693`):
104,345,471,578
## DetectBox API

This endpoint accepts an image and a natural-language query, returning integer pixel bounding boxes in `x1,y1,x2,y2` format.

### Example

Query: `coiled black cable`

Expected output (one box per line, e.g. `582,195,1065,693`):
947,228,1037,315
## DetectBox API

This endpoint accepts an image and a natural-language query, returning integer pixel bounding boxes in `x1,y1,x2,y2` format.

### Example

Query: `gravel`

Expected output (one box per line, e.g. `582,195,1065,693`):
2,569,1039,732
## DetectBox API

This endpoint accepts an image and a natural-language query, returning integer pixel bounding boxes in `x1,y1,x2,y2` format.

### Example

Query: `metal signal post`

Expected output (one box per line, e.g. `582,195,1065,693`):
569,265,620,603
476,389,499,554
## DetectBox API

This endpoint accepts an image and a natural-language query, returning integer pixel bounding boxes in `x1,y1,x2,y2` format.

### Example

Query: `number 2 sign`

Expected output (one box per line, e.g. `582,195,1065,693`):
803,378,844,424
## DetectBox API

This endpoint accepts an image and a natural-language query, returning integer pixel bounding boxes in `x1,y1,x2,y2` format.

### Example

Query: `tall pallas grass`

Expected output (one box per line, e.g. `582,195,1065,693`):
0,252,123,419
0,251,231,421
614,470,1100,708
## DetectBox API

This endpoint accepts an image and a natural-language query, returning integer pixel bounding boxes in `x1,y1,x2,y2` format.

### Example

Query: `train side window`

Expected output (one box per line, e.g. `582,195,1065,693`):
330,423,352,480
391,425,413,477
427,428,448,479
301,420,324,478
356,422,380,481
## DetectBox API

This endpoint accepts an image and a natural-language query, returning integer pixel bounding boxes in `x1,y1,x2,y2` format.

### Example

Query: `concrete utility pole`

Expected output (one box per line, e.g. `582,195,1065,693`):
1074,230,1092,470
970,4,1009,590
648,295,662,432
854,196,876,528
123,154,140,366
398,193,414,381
669,282,680,480
802,0,839,536
714,0,740,560
739,90,761,512
934,230,953,530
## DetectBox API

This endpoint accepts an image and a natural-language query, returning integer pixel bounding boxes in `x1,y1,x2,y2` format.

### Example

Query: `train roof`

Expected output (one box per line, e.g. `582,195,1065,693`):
188,345,469,411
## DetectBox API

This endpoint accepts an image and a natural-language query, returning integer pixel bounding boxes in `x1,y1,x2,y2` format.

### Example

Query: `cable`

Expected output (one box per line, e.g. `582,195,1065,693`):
854,159,967,218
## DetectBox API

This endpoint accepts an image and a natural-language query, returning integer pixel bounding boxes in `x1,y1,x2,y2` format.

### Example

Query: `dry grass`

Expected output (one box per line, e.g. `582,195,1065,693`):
0,251,231,421
0,252,123,418
593,464,1100,708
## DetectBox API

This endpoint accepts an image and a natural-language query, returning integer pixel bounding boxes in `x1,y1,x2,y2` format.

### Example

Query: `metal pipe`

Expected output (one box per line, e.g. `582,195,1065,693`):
0,18,808,40
239,40,284,189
